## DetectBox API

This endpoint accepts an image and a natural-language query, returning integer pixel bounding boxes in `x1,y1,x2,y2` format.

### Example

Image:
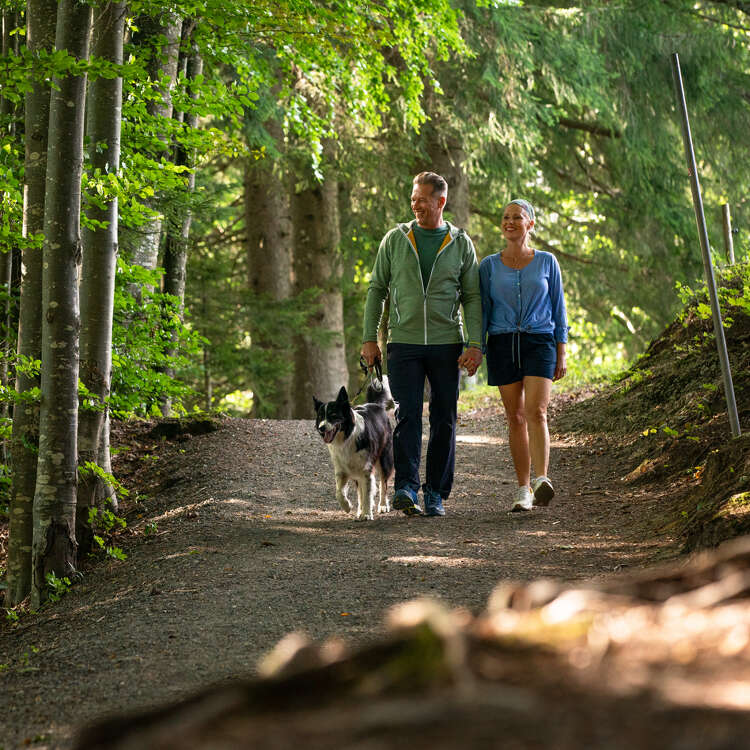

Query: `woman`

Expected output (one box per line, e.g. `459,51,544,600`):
479,199,568,512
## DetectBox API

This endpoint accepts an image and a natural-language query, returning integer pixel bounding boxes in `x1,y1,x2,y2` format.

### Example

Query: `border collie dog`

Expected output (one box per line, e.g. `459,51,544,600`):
313,381,394,521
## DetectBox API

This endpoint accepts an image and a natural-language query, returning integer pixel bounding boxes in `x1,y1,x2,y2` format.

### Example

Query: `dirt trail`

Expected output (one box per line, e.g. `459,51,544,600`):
0,399,678,749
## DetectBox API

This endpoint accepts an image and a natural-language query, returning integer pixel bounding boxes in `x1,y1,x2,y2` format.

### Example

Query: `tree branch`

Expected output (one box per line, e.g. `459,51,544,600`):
699,0,750,19
662,0,750,29
558,117,621,139
552,165,620,199
573,151,621,198
471,206,625,270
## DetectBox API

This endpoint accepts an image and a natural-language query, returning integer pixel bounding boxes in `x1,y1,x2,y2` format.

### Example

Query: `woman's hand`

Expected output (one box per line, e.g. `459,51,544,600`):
458,347,483,377
553,344,567,381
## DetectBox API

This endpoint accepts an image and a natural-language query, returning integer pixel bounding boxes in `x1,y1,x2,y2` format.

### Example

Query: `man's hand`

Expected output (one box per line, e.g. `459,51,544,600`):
457,346,482,377
361,341,382,368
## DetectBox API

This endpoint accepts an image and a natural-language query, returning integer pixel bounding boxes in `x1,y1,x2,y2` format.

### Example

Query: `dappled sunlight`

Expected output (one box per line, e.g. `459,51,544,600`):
149,497,215,523
455,433,568,449
272,524,338,535
222,498,253,508
683,681,750,711
456,433,505,445
286,507,362,519
387,555,485,568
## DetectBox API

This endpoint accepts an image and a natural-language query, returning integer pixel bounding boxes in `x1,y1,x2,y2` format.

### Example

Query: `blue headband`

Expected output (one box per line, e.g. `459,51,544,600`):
508,199,535,222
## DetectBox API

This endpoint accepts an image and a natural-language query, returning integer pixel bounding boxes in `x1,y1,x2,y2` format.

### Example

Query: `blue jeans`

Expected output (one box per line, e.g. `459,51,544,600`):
387,343,463,499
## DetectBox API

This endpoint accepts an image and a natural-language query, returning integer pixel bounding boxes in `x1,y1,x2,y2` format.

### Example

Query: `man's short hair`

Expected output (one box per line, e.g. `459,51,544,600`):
413,171,448,198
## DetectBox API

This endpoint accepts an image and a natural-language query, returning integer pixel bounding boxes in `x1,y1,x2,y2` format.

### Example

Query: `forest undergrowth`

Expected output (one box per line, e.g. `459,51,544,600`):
555,263,750,551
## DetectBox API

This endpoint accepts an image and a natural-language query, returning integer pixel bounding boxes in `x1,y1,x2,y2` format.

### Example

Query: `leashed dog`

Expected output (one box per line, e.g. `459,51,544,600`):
313,381,394,521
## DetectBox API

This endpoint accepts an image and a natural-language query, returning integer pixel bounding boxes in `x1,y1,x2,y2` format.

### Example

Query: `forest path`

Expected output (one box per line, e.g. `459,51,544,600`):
0,398,678,749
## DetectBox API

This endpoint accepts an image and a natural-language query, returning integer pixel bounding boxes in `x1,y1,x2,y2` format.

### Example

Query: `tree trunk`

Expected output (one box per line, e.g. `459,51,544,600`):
424,137,470,231
31,0,92,607
203,345,212,412
291,167,348,416
0,246,10,416
127,14,182,275
6,0,57,607
161,30,202,415
245,120,294,418
0,240,11,465
1,10,20,436
77,0,125,555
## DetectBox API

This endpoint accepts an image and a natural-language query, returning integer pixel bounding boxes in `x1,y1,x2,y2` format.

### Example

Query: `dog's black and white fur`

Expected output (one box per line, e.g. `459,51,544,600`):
313,381,394,521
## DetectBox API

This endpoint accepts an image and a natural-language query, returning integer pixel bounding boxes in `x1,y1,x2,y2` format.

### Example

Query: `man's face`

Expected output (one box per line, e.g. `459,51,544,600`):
411,182,444,228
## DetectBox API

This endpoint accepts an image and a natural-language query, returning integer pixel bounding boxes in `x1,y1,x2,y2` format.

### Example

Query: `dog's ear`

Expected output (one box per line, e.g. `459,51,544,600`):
312,396,323,413
336,386,349,403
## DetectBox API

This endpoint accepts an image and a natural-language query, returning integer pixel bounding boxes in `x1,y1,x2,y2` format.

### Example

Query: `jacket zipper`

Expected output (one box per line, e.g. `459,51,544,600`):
404,228,427,343
406,225,457,345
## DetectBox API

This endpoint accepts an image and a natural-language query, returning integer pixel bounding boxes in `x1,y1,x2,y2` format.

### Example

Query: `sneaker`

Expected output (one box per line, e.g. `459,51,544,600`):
393,488,422,516
531,476,555,507
423,487,445,517
511,486,533,512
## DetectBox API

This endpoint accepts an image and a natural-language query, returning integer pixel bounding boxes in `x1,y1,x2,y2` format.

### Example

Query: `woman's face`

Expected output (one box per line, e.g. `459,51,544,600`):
502,204,534,241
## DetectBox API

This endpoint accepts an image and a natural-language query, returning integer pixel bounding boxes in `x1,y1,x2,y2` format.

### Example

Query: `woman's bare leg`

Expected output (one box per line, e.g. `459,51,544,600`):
523,376,552,479
498,381,530,487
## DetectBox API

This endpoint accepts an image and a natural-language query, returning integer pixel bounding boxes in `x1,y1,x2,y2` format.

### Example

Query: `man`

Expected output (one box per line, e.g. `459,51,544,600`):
361,172,483,517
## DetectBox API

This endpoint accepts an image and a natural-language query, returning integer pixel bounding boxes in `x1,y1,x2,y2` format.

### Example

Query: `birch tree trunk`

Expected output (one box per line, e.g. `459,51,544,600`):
292,166,348,416
31,0,92,607
6,0,57,607
245,118,294,418
77,1,125,555
127,14,182,276
163,40,201,307
161,28,201,415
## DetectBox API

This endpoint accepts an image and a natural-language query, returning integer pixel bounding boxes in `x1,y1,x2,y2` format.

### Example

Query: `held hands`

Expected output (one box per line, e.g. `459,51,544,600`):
363,341,483,377
458,347,483,377
361,341,382,368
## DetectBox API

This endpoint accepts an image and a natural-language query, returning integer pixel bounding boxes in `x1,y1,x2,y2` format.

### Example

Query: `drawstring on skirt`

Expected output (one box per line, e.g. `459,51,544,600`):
511,330,522,369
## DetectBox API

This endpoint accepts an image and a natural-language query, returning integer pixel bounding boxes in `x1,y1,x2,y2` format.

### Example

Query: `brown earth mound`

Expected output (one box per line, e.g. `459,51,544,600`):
557,262,750,550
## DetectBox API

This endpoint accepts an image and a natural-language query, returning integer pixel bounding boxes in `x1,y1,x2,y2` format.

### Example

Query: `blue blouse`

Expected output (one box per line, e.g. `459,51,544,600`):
479,250,568,348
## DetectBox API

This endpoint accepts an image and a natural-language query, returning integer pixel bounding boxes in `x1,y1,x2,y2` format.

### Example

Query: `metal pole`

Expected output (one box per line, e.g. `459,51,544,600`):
721,204,736,265
671,53,741,438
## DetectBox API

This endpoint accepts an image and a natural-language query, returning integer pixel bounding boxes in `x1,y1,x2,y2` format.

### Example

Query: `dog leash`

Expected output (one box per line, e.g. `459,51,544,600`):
351,356,383,403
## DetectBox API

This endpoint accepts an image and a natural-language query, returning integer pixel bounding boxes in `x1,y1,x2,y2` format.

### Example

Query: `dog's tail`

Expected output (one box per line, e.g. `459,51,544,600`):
366,376,396,414
366,380,386,406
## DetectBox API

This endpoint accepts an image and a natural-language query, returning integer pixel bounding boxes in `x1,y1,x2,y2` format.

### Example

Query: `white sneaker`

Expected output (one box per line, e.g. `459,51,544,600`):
531,476,555,507
511,486,533,512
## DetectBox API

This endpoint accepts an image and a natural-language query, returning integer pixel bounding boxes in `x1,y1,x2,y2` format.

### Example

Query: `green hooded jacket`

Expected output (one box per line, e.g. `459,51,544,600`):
362,220,482,348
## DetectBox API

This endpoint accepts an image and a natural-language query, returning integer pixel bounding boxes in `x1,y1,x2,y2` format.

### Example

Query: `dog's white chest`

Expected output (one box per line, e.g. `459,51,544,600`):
327,412,369,474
